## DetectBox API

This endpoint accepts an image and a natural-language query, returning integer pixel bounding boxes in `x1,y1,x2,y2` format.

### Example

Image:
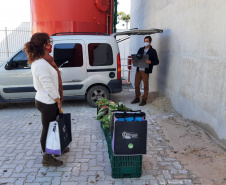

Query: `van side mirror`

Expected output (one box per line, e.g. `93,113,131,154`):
5,62,12,70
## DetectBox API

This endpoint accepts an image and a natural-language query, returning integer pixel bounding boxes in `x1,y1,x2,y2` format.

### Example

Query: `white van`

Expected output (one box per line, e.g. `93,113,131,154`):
0,30,162,107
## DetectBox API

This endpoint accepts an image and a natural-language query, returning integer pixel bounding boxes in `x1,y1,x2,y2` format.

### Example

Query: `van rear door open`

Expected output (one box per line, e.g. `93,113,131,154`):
111,29,163,43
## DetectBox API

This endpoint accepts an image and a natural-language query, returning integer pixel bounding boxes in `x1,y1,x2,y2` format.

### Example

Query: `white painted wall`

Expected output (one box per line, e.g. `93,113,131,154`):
117,29,131,81
130,0,226,141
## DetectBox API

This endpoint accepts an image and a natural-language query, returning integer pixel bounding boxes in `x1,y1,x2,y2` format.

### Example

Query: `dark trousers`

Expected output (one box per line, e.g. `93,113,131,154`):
135,71,149,101
35,100,58,153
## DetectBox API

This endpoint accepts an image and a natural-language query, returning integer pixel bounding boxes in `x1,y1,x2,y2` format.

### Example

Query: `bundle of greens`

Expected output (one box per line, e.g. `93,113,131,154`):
96,98,132,130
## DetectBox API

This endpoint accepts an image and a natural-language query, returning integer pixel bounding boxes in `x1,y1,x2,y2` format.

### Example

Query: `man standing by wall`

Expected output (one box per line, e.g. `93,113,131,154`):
131,36,159,106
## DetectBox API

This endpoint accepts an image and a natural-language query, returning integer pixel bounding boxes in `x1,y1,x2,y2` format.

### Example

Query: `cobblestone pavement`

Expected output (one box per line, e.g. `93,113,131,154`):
0,88,197,185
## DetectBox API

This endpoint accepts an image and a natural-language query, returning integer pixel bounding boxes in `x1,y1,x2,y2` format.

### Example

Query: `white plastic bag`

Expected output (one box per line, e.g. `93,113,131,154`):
46,121,61,155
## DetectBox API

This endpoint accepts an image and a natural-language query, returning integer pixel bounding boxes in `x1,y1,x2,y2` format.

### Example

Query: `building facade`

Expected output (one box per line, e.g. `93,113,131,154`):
130,0,226,142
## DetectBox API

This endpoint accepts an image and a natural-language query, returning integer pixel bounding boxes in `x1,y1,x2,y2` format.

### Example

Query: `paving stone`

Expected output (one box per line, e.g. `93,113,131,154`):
167,166,178,174
167,179,184,184
114,181,123,185
89,166,104,171
173,174,189,179
173,162,183,170
184,179,194,185
157,174,167,185
163,158,177,162
89,159,97,166
79,163,88,171
149,179,159,185
61,182,79,185
96,181,114,185
79,171,97,176
22,167,39,173
15,178,26,185
25,173,37,183
11,172,28,178
51,177,61,185
163,170,172,179
139,174,156,180
0,177,17,184
45,171,63,177
178,169,189,174
70,175,88,182
1,168,14,178
34,177,53,183
131,180,149,185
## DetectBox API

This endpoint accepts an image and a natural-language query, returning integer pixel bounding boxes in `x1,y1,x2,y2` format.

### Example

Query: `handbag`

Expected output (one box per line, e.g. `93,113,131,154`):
46,121,61,155
111,110,147,155
57,113,72,152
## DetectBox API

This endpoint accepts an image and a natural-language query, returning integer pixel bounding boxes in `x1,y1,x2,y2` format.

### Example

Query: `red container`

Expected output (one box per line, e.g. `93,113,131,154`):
30,0,114,35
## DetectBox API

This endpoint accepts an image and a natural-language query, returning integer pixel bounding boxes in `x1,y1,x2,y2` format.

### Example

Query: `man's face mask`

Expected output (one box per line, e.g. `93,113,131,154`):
144,42,150,47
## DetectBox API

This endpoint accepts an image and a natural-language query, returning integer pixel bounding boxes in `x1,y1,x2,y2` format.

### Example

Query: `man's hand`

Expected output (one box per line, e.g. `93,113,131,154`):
145,59,151,64
131,59,134,63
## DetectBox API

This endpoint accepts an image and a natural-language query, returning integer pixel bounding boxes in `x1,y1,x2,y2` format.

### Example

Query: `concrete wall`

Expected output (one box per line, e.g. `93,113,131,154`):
130,0,226,141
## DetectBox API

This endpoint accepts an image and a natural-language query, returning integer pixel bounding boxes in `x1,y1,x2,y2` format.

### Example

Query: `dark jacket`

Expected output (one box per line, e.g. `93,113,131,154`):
137,46,159,74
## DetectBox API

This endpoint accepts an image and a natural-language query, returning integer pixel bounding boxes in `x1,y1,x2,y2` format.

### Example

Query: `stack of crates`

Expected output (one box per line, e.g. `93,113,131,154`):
99,108,147,178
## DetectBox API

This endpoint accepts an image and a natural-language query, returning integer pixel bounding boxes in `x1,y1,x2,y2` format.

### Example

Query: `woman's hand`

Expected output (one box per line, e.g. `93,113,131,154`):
55,98,62,111
145,59,151,64
58,102,62,111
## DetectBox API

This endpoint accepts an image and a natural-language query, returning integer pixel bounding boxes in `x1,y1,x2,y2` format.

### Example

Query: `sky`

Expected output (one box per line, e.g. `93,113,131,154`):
117,0,131,14
0,0,130,28
117,0,131,29
0,0,31,27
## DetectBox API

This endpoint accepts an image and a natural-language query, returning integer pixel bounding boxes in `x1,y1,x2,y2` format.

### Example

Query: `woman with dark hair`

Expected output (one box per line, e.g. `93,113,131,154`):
24,33,65,167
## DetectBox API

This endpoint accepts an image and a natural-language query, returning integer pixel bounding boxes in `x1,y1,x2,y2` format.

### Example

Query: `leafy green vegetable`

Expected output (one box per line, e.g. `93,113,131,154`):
96,98,132,131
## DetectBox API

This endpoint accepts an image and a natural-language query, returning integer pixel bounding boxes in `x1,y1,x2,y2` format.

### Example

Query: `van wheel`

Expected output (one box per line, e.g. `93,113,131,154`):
0,103,5,109
87,86,110,108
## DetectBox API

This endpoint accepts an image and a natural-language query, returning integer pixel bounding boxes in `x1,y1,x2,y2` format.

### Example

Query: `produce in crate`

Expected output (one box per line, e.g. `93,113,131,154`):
96,98,132,130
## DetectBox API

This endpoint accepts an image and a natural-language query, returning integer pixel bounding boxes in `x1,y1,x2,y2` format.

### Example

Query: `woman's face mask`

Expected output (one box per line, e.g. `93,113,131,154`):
46,44,52,53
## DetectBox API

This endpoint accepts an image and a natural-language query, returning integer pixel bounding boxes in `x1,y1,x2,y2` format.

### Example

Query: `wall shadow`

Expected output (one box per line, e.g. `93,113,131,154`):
157,29,171,95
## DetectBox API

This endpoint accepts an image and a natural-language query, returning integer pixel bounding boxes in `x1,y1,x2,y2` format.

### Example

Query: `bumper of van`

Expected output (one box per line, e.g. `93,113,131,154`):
107,79,122,94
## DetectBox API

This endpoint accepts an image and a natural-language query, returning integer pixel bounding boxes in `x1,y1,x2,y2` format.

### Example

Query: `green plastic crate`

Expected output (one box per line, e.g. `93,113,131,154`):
101,123,111,154
100,121,143,178
109,144,142,178
110,154,142,178
106,129,142,178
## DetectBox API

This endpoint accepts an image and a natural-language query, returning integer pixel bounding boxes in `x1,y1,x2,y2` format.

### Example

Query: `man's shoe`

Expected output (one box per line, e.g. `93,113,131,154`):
131,98,140,104
53,147,70,157
42,154,63,167
139,100,146,106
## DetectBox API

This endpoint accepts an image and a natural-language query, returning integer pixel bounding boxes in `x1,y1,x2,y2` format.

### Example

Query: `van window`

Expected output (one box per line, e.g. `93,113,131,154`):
11,50,30,69
54,43,83,68
88,43,113,66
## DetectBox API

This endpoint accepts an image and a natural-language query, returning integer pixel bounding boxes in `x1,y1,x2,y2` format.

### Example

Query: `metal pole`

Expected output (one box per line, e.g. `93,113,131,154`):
113,0,118,33
5,27,9,57
128,70,130,82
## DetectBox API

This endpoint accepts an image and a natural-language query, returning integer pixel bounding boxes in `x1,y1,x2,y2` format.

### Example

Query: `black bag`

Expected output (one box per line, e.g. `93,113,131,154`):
110,110,145,137
57,113,72,152
111,111,147,155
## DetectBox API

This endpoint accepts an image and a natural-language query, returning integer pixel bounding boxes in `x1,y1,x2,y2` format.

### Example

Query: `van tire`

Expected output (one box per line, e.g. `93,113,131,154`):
0,103,5,109
87,85,110,108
